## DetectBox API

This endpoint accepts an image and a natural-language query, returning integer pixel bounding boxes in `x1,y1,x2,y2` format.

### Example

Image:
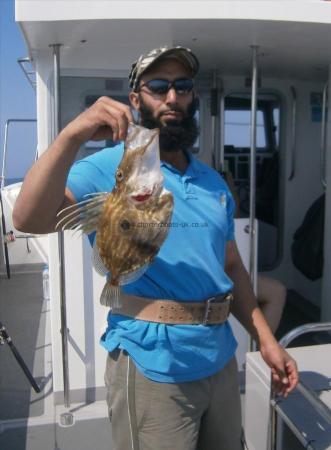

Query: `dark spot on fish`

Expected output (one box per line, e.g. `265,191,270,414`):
134,240,159,255
120,219,131,231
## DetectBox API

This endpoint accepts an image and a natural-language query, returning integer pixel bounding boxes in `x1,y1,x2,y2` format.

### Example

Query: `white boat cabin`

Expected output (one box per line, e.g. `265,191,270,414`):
1,1,331,449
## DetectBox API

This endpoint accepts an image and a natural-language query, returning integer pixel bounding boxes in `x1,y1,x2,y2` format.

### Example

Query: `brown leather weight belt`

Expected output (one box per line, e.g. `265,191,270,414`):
111,292,233,325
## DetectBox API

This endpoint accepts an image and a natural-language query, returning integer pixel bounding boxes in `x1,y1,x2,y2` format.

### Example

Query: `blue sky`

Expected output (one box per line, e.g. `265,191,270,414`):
0,0,37,181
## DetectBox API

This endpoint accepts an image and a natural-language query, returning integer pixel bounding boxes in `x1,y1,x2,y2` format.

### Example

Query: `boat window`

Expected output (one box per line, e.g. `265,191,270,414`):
225,109,266,149
224,93,281,270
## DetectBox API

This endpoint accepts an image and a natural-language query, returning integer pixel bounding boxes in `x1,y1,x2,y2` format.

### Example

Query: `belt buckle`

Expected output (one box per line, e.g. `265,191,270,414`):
203,296,216,325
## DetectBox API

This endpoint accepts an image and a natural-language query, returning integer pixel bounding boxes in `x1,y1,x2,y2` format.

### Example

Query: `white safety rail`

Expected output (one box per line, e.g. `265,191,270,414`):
0,183,48,272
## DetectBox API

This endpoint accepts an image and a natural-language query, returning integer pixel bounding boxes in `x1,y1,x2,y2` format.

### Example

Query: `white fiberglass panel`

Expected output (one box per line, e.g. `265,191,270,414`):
15,1,331,23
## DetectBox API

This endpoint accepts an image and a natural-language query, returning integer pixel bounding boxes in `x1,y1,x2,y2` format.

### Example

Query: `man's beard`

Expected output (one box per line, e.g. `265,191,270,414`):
138,96,199,153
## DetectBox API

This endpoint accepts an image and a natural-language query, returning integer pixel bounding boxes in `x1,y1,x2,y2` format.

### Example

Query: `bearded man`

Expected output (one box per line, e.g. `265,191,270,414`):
13,46,298,450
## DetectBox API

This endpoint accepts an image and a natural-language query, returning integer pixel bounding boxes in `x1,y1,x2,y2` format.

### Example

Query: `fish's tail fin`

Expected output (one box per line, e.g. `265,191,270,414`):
100,282,122,309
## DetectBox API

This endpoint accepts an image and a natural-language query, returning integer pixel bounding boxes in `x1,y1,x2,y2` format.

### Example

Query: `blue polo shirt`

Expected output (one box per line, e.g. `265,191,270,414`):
67,143,237,382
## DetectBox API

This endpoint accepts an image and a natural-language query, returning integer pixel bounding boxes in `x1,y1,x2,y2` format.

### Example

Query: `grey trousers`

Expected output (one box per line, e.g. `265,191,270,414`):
105,349,244,450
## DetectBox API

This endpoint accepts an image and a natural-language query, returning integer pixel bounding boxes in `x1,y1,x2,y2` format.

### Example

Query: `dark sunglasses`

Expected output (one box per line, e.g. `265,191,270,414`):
138,78,194,95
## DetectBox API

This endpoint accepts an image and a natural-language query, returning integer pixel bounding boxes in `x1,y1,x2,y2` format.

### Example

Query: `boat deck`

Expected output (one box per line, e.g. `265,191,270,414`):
0,269,46,416
0,268,112,450
1,268,330,450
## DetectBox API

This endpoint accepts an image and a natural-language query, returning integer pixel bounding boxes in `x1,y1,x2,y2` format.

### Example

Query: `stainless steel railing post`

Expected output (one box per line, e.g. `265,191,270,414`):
249,45,259,351
1,121,10,192
50,43,72,413
288,86,297,181
219,83,225,169
321,82,328,189
211,70,221,171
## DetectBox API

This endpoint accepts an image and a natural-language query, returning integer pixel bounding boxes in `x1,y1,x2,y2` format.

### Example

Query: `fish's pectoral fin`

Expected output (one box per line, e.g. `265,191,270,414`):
100,282,122,309
56,192,108,234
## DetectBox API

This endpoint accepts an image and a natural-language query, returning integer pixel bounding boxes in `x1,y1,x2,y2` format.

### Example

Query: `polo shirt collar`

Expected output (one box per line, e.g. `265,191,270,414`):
160,150,206,179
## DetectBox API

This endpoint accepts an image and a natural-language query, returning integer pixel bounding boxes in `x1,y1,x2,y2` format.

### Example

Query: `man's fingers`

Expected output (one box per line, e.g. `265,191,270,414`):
272,370,290,396
272,357,299,397
272,377,287,396
272,365,289,384
98,103,133,141
104,106,129,141
285,359,299,388
103,96,134,123
97,96,134,137
63,95,135,146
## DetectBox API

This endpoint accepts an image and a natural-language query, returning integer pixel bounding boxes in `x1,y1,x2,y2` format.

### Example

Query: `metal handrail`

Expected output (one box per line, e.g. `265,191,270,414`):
1,118,37,278
279,321,331,348
288,86,297,181
1,119,37,190
219,83,225,169
321,82,328,189
0,189,10,278
50,44,71,415
17,57,36,91
211,70,221,171
249,46,258,352
270,322,331,449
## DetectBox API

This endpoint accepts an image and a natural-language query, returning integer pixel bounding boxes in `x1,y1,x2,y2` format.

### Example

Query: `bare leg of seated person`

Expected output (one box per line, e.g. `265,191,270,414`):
257,275,286,334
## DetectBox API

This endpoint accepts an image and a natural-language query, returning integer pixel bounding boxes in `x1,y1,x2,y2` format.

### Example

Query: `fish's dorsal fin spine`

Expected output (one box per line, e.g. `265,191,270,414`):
56,192,108,233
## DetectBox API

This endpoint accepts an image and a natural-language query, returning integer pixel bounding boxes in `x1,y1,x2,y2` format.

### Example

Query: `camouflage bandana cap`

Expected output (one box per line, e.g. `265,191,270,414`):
129,45,200,91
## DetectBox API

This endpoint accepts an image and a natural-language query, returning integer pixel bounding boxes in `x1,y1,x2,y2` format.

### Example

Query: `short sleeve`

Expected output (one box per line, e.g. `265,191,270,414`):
67,159,108,202
66,143,124,202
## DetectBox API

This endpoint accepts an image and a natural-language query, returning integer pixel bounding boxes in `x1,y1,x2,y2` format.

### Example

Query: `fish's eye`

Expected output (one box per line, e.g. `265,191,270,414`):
116,169,124,182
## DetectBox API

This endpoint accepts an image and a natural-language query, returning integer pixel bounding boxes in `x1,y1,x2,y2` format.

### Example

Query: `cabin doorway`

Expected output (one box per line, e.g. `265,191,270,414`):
224,93,281,271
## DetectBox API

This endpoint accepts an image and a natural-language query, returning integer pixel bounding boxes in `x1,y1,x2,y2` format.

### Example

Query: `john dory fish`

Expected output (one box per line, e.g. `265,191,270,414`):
57,124,174,307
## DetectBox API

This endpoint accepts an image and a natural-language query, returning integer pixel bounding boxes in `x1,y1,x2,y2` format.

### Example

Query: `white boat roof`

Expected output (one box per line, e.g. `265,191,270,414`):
16,0,331,80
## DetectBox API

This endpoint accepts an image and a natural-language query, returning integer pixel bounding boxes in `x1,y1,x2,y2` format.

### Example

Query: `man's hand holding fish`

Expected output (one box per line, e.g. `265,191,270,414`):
63,96,134,144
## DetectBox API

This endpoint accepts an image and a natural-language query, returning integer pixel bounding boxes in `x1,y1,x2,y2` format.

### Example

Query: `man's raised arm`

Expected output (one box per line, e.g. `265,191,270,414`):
12,97,133,234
